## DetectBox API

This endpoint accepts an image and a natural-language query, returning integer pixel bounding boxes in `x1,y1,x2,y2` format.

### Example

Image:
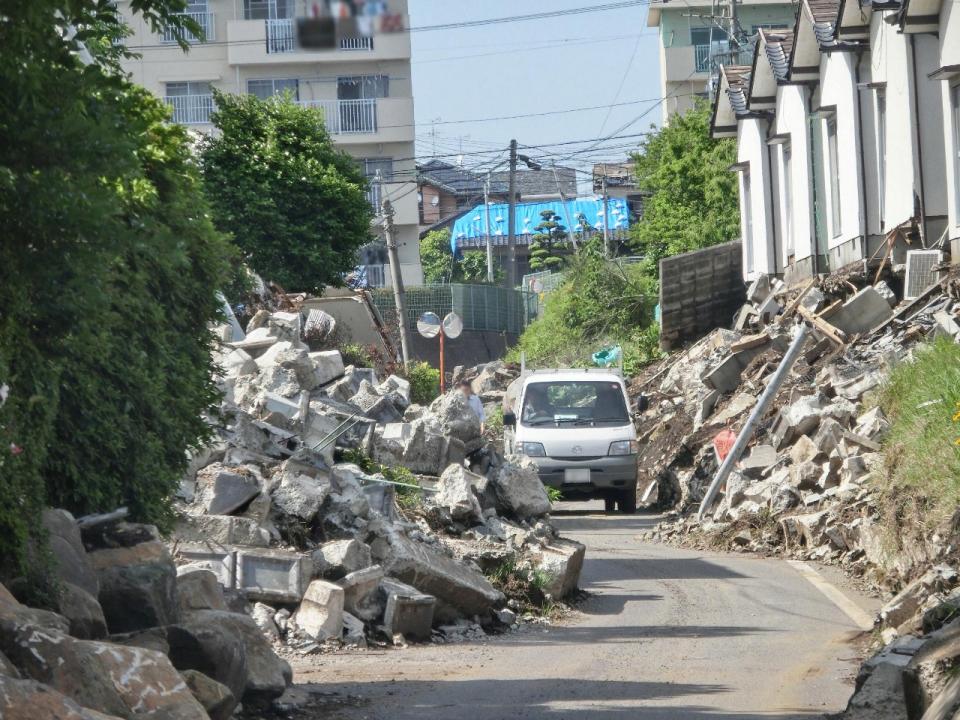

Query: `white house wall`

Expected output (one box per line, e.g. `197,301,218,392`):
913,34,948,231
857,53,882,241
774,84,816,270
818,50,866,256
737,117,777,279
941,0,960,247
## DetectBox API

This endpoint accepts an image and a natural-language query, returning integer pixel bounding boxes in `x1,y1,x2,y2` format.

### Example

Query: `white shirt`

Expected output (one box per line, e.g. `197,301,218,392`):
465,393,485,422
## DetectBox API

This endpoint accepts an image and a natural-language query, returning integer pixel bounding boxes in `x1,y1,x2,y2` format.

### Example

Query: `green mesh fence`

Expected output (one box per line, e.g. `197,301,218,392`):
370,284,538,335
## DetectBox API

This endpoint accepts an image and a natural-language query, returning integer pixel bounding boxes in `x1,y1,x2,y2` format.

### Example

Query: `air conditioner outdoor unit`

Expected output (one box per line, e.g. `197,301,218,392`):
904,249,941,300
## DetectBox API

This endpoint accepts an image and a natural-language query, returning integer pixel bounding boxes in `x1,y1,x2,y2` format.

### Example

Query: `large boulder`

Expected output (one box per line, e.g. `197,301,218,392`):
270,460,331,522
176,569,228,613
350,380,403,423
89,541,180,634
427,392,483,453
165,614,248,703
194,463,262,516
379,532,504,621
0,623,206,719
57,583,108,640
42,509,99,597
530,539,586,599
0,676,124,720
370,421,463,476
181,670,236,720
312,539,373,580
432,465,483,522
182,610,291,704
493,456,551,519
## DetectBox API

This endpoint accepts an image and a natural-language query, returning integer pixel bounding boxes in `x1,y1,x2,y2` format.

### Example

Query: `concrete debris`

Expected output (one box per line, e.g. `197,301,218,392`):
296,580,344,640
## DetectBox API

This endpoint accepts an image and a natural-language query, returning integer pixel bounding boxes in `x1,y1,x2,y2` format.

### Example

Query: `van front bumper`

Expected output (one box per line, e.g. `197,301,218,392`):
534,454,638,495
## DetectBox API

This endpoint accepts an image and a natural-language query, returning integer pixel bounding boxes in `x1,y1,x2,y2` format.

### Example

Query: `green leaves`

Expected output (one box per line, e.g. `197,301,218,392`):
419,229,501,285
201,93,373,293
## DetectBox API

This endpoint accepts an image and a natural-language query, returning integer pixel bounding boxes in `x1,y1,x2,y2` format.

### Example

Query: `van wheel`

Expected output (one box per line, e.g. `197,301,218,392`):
603,496,617,513
617,487,637,514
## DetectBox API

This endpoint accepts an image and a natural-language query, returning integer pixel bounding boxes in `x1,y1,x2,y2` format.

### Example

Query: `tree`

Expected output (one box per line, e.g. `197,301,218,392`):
419,228,501,284
201,93,373,293
630,101,740,273
528,209,569,272
0,0,232,577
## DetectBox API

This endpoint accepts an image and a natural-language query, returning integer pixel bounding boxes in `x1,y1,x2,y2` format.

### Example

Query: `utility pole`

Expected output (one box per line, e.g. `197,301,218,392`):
381,197,410,369
601,171,611,258
484,173,495,283
506,139,518,289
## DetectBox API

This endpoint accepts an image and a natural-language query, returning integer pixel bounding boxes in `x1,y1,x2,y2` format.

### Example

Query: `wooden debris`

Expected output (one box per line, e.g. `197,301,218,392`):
797,305,848,346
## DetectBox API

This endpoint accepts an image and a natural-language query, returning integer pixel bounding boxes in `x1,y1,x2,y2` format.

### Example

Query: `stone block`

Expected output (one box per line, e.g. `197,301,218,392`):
433,465,483,521
741,444,778,478
177,568,228,613
236,549,312,604
339,565,384,620
829,287,894,336
530,539,586,599
89,541,180,634
312,539,373,580
297,580,344,640
380,578,435,642
270,460,331,522
181,669,237,720
494,456,551,519
177,515,270,548
176,543,237,589
195,464,262,516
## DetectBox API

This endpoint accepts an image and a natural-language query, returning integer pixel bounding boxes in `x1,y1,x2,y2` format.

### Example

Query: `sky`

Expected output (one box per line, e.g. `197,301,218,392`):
407,0,663,188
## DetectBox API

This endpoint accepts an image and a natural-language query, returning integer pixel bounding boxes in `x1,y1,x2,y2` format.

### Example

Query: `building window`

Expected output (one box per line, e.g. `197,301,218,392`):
337,75,390,100
164,81,214,124
781,142,794,258
360,158,394,182
826,116,842,238
952,83,960,227
876,89,886,228
162,0,213,43
247,78,299,100
742,169,754,273
244,0,293,20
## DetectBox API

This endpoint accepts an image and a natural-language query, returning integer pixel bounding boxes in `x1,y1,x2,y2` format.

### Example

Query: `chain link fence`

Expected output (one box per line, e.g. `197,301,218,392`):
370,284,539,336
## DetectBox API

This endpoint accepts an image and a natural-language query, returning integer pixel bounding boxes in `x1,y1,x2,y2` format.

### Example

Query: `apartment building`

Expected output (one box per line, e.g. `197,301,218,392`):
647,0,798,122
117,0,422,288
711,0,960,286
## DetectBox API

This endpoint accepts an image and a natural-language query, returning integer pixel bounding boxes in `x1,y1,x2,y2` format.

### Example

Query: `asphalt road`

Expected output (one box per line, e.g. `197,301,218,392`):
293,503,873,719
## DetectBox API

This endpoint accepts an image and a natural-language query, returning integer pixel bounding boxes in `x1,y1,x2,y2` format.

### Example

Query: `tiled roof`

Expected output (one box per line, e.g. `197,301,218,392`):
724,65,752,115
489,166,578,198
761,28,795,80
418,160,508,197
807,0,842,44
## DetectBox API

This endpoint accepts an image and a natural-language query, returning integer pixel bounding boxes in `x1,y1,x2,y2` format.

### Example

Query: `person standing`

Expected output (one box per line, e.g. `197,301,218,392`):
458,379,485,433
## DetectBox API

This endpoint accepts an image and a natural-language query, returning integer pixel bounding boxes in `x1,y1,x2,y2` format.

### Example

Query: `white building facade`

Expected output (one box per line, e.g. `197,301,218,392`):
117,0,422,288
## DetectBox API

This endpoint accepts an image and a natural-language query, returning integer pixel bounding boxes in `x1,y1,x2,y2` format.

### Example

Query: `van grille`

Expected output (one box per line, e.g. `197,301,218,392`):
551,456,603,462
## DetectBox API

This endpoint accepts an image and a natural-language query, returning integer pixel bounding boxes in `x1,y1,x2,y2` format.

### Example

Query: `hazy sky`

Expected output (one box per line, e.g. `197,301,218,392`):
408,0,663,183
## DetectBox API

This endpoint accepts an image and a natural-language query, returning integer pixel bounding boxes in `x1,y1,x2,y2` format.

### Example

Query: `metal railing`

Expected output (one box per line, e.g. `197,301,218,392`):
366,183,382,213
266,18,295,53
162,11,215,43
165,94,215,124
298,98,377,134
694,43,711,73
341,36,374,51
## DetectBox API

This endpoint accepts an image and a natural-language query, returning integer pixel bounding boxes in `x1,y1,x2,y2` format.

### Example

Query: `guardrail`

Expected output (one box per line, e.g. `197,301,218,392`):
162,11,214,43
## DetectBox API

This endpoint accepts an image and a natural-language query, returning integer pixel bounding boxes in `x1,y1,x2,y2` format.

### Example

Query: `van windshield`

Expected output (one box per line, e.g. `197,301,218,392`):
521,381,630,427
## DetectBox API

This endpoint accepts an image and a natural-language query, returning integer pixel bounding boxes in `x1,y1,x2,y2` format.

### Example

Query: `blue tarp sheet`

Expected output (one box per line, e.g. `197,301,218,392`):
449,196,631,254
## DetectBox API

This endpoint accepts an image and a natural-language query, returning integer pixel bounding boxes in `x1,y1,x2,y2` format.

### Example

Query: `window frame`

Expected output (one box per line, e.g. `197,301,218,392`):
825,116,842,239
781,141,794,258
246,77,300,101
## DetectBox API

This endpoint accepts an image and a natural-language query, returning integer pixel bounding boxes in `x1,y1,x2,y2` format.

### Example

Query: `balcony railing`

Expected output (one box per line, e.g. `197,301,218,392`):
298,99,378,134
162,11,215,43
266,18,295,53
366,183,383,213
341,36,374,51
694,43,711,73
165,94,215,124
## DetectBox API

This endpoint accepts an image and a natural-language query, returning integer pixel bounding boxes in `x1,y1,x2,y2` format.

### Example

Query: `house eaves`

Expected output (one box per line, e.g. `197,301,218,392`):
895,0,942,33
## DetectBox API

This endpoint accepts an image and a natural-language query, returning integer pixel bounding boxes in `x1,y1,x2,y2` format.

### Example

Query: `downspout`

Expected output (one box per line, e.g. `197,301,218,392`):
854,52,870,254
766,120,782,277
806,88,822,276
909,34,929,244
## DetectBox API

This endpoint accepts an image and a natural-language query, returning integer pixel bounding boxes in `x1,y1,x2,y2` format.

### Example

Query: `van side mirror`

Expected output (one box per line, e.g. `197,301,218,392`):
503,411,516,428
634,395,649,413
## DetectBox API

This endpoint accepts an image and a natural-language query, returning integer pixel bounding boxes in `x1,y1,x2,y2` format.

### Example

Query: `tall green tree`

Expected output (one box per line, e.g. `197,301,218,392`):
419,228,501,284
201,93,373,292
630,102,740,273
528,209,569,272
0,0,232,576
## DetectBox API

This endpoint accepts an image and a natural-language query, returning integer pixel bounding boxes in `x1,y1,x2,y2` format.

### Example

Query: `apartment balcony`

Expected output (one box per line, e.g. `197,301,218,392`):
663,44,710,81
298,98,378,134
161,11,215,44
226,19,410,65
296,98,414,143
694,43,711,73
165,94,215,124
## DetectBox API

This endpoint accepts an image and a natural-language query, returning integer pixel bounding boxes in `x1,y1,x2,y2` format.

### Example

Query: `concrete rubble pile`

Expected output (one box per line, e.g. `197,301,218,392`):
631,271,960,719
171,308,585,658
0,507,292,719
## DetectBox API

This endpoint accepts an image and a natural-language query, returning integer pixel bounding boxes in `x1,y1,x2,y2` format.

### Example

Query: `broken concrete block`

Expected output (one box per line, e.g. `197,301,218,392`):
771,394,826,449
377,374,412,410
381,533,504,620
312,539,373,580
433,464,484,521
747,275,770,304
789,435,822,466
260,391,302,425
223,348,258,378
297,580,344,640
874,281,898,308
257,365,302,399
380,578,435,642
812,417,845,456
780,510,829,549
530,539,586,599
270,460,331,522
494,455,551,519
195,463,262,516
701,353,745,393
177,515,271,548
856,406,891,442
350,380,403,423
840,456,870,486
741,444,777,478
177,543,238,588
342,611,367,647
236,549,312,604
427,391,484,454
829,287,894,336
307,350,345,389
339,565,384,620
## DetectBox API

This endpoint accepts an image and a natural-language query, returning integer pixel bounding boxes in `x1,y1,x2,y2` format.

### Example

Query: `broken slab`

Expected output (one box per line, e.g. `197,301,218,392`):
297,580,344,640
530,539,586,599
380,578,435,642
195,464,262,516
236,549,312,604
176,543,237,589
338,565,384,621
829,287,894,337
312,539,373,580
270,461,331,522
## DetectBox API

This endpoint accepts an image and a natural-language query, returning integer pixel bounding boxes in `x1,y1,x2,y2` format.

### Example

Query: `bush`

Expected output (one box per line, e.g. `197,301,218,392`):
404,361,441,406
876,338,960,534
340,343,374,369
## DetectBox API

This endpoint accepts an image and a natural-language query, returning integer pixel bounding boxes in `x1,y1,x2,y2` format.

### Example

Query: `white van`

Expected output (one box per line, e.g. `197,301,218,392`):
503,368,639,513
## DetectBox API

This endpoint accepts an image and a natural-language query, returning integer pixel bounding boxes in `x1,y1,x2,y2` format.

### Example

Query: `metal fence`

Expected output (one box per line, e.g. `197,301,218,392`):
162,11,215,43
371,284,538,336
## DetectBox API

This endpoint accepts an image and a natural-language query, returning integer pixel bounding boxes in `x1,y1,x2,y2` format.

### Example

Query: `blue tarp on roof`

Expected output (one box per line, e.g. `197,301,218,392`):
449,197,631,254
